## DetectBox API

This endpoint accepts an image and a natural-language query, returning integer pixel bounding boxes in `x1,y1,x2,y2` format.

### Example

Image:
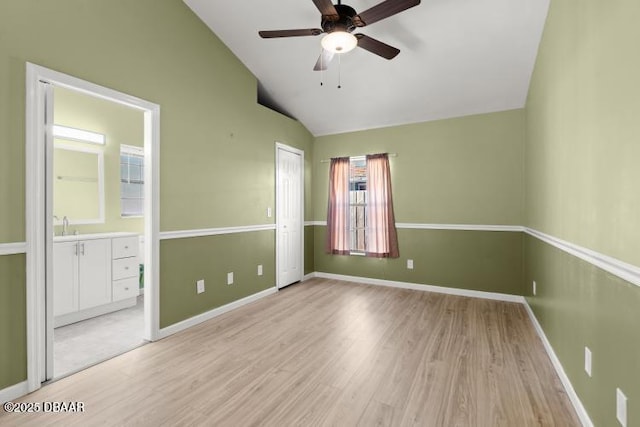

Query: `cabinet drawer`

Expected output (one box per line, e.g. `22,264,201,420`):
112,236,138,259
113,257,139,281
113,277,139,301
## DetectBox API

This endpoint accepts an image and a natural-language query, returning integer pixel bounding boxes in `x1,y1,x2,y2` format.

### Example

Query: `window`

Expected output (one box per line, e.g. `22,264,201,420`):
326,153,399,258
349,157,367,253
120,145,144,217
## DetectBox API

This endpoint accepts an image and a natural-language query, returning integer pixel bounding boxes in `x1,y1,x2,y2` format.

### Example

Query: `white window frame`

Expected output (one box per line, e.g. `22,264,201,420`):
120,144,144,218
349,156,367,256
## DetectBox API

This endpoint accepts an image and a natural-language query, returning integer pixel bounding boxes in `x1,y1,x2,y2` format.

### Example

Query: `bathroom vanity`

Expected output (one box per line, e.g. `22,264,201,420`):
53,232,140,327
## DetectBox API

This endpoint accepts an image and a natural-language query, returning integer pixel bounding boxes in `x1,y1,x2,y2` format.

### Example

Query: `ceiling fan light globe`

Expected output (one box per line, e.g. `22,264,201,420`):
321,31,357,54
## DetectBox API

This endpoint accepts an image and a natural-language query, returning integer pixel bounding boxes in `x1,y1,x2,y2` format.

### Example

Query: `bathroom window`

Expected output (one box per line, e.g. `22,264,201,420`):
120,145,144,217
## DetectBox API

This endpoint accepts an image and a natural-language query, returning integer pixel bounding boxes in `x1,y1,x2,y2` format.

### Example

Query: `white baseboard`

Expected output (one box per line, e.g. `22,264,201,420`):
302,272,316,281
523,300,593,427
157,286,278,339
54,297,137,328
313,272,525,303
0,380,28,403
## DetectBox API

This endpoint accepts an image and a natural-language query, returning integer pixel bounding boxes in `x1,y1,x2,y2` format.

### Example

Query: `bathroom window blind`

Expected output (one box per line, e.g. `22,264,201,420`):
120,145,144,217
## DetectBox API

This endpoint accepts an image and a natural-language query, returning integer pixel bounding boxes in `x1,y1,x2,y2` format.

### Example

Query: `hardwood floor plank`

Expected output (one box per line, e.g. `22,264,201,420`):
0,279,580,426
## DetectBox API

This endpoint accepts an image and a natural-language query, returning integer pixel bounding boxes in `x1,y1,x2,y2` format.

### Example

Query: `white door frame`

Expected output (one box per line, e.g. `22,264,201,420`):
275,142,304,289
25,63,161,392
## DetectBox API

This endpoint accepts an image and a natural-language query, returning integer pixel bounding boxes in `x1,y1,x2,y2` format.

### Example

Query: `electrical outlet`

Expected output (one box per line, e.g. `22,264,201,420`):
617,388,627,427
196,279,205,294
227,272,234,285
407,259,414,269
257,265,263,276
584,347,592,377
267,207,272,218
533,280,537,296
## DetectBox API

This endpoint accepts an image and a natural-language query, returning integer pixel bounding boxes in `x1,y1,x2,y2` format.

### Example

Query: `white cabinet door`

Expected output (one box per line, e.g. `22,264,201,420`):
78,239,112,310
53,242,79,316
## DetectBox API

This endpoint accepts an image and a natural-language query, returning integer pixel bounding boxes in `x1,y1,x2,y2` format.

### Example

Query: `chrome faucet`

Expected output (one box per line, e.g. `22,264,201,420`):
62,216,69,236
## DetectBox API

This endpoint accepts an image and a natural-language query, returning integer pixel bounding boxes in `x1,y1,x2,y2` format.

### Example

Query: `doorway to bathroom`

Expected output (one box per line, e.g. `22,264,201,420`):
25,64,160,390
50,86,147,378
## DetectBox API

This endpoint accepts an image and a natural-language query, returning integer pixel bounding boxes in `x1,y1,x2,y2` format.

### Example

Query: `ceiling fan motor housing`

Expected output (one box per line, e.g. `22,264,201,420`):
322,4,357,34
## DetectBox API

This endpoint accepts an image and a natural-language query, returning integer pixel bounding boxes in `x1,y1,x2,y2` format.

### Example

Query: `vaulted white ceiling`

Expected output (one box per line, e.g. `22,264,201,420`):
184,0,549,136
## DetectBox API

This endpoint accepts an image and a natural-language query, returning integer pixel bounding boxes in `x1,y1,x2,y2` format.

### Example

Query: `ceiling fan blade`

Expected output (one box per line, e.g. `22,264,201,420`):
312,0,340,20
313,49,335,71
259,29,323,38
355,34,400,59
353,0,421,27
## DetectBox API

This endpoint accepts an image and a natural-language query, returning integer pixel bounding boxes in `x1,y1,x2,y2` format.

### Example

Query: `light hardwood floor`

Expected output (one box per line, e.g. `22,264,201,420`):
2,279,579,426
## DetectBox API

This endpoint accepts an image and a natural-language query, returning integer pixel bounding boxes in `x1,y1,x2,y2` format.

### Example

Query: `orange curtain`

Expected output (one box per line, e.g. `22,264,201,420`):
366,153,399,258
325,157,351,255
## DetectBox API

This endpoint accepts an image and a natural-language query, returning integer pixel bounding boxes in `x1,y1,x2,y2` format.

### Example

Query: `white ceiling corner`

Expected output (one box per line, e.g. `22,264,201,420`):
184,0,549,136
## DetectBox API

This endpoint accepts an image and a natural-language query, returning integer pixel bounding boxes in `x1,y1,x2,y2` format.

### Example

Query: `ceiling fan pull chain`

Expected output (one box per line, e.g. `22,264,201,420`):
338,54,342,89
320,48,324,86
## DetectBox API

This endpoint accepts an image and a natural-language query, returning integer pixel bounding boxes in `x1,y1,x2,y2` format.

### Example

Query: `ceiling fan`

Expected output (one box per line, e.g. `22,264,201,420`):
258,0,421,71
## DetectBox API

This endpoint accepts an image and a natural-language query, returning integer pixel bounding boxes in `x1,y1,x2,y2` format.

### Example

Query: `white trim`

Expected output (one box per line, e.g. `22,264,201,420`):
26,66,47,389
525,228,640,288
0,242,27,255
275,142,305,290
157,287,277,339
523,301,594,427
302,272,316,281
396,223,524,232
26,63,161,393
160,224,276,240
314,272,525,303
309,221,524,232
120,144,144,156
0,381,29,403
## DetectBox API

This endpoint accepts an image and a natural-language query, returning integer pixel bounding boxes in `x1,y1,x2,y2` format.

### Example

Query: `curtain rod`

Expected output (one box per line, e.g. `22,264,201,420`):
320,153,398,163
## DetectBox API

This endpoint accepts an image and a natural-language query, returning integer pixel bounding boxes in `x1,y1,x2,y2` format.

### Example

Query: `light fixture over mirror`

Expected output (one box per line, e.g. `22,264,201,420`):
53,124,106,145
321,31,357,53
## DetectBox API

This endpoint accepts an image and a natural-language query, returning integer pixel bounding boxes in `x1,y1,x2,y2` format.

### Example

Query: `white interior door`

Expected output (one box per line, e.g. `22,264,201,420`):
276,144,303,289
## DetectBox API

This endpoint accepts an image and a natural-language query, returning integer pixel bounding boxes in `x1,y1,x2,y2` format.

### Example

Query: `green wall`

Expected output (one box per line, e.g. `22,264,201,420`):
313,109,524,225
524,236,640,426
316,228,523,295
525,0,640,424
160,231,275,328
0,0,313,390
312,109,525,295
0,255,26,390
53,86,144,235
525,0,640,267
304,225,315,275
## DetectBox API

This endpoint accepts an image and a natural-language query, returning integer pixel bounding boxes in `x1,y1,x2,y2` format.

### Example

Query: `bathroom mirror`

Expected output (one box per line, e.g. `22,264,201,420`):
53,142,105,225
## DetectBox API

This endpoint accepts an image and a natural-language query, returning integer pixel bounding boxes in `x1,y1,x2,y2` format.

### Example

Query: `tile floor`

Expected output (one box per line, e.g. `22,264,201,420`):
53,295,146,378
